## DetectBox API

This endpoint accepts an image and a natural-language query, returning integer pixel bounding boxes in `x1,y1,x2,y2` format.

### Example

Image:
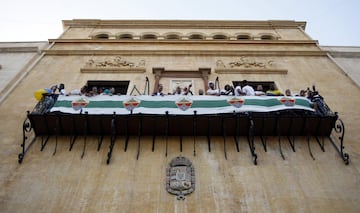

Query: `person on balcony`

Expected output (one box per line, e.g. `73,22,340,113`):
153,84,165,96
234,84,242,96
285,89,292,96
173,86,182,95
182,84,193,95
206,81,220,96
221,84,234,96
255,85,266,96
241,80,255,96
266,84,282,96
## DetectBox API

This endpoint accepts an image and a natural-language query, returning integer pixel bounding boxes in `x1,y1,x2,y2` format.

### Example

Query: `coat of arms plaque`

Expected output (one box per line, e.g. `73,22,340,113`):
166,156,195,200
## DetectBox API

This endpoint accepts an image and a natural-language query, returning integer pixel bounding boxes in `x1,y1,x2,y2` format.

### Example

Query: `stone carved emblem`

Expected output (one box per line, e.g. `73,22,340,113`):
166,156,195,200
84,56,145,68
228,56,274,69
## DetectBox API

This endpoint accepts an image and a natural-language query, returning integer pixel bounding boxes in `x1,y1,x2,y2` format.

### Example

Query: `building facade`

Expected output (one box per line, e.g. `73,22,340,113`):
0,20,359,212
0,42,48,103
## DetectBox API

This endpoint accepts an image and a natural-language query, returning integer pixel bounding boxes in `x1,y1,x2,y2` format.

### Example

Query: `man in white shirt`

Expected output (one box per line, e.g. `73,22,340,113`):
234,85,242,96
206,81,220,96
241,80,255,96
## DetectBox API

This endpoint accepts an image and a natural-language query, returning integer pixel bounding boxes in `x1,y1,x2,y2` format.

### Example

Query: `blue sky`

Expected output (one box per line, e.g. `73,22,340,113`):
1,0,359,46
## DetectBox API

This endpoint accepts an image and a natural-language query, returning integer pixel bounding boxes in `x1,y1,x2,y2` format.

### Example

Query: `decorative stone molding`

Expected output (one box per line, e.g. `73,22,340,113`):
215,57,288,74
80,57,146,73
215,68,288,74
152,67,211,93
228,56,274,69
80,67,146,73
166,156,195,200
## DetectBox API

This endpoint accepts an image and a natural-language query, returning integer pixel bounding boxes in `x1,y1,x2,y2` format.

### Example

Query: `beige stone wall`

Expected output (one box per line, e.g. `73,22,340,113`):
0,42,48,102
0,20,359,212
321,46,360,87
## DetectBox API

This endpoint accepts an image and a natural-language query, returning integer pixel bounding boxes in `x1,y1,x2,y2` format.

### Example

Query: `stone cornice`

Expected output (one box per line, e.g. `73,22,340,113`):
0,47,40,53
62,19,306,30
215,68,288,74
80,67,146,73
48,39,318,45
42,49,327,57
326,51,360,58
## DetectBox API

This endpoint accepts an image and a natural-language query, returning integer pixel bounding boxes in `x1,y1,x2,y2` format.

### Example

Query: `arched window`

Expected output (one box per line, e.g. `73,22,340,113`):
94,34,109,39
260,35,275,40
189,34,204,40
165,34,181,40
142,34,157,40
237,35,251,40
118,34,133,39
213,34,228,40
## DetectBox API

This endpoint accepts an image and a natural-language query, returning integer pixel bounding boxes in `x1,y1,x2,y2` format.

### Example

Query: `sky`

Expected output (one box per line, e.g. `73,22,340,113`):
1,0,359,46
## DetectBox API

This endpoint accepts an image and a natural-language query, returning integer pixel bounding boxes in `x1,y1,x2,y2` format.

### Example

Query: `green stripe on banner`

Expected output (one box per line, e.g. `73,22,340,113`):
87,101,124,108
191,100,229,108
242,98,281,106
54,100,125,108
139,100,176,108
53,98,311,109
293,99,311,107
141,100,230,108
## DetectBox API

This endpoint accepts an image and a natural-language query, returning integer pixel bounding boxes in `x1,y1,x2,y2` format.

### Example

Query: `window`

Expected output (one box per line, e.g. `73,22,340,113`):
142,34,157,40
237,35,251,40
118,34,133,39
165,34,181,40
87,80,130,95
189,34,204,40
260,35,274,40
94,34,109,39
170,79,194,94
232,81,276,93
213,34,228,40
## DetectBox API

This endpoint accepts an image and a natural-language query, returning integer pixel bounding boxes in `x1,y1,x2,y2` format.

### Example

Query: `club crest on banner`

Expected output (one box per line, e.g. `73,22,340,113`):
123,97,140,111
175,98,193,111
228,97,245,108
72,97,89,111
279,97,296,107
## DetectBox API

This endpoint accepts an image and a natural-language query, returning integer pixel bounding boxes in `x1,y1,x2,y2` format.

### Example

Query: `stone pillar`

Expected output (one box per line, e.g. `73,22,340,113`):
152,67,164,94
199,68,211,90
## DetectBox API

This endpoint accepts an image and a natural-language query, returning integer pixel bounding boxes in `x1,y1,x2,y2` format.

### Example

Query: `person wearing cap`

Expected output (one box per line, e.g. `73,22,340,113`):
206,81,220,96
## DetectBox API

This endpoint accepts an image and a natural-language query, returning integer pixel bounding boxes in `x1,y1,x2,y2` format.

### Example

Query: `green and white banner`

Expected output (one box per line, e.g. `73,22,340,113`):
50,95,314,115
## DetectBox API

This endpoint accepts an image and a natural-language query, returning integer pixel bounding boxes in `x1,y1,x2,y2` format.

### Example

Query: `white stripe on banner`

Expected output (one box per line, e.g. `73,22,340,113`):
50,95,315,115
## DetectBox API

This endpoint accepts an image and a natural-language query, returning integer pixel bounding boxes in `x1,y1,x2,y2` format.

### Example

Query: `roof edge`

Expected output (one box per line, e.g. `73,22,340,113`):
62,19,306,30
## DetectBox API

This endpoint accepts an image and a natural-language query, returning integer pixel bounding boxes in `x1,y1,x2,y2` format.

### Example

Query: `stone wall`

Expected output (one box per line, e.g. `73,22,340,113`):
0,20,359,212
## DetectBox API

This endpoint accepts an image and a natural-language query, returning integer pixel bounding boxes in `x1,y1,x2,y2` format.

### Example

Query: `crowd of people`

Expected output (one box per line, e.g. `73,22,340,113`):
42,80,316,99
38,81,329,115
43,80,315,99
151,80,309,98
